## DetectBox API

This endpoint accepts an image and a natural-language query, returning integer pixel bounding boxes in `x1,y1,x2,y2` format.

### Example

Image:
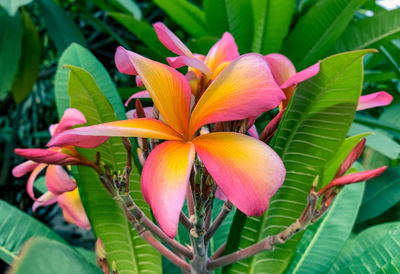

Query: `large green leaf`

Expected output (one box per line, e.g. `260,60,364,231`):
10,10,41,103
251,0,295,54
357,166,400,223
152,0,207,38
54,43,125,120
224,50,370,273
0,10,22,97
0,200,65,264
64,65,161,273
224,0,254,53
0,0,32,16
348,123,400,159
281,0,366,69
108,12,171,60
287,182,365,273
37,0,86,53
332,8,400,53
9,237,101,274
328,222,400,273
203,0,229,37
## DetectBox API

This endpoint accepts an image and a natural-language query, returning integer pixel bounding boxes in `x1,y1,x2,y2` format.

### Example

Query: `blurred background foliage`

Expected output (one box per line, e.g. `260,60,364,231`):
0,0,400,273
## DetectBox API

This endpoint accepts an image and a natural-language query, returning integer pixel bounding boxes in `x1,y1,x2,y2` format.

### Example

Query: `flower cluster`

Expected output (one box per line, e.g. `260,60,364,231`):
14,23,392,238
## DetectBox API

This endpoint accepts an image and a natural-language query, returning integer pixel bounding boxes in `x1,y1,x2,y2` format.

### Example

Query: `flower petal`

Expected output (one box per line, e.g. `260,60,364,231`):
26,163,47,200
48,118,183,147
247,125,258,138
141,141,195,237
189,54,285,136
136,75,143,86
12,160,40,177
335,138,366,178
58,188,91,229
357,91,393,111
51,108,87,137
125,90,150,107
116,47,191,137
193,132,286,217
115,47,138,75
167,56,212,76
14,148,82,165
153,22,193,57
280,62,320,89
33,192,58,211
265,53,296,86
205,32,239,74
319,166,387,195
46,165,76,195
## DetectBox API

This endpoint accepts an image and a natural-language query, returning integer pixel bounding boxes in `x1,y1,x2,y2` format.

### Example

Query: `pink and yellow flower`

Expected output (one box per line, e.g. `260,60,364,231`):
12,108,103,229
49,48,287,237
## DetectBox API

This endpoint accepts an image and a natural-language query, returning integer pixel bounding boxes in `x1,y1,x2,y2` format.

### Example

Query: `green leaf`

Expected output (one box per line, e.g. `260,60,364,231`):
348,122,400,159
152,0,207,38
380,41,400,77
188,36,218,55
0,199,65,264
0,10,22,97
10,10,41,103
224,0,254,53
9,237,101,274
0,0,32,16
320,133,370,188
379,103,400,136
65,65,161,273
281,0,366,69
54,43,125,120
364,70,397,82
203,0,229,37
108,12,171,60
251,0,295,54
328,222,400,273
357,166,400,223
114,0,142,20
332,8,400,53
37,0,86,53
287,179,365,273
224,50,370,273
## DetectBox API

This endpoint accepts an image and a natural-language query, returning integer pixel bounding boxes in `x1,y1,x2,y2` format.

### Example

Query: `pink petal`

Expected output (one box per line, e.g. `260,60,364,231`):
167,56,212,76
46,165,76,195
357,91,393,111
48,118,183,148
153,22,193,57
215,187,227,201
319,166,387,195
189,54,285,137
141,141,195,238
280,62,320,89
193,132,286,217
51,108,87,137
205,32,239,73
12,160,40,177
247,125,258,138
14,148,82,165
259,110,285,142
124,90,151,107
32,192,58,211
265,53,296,86
26,163,47,200
136,76,143,87
126,107,154,119
115,47,138,75
335,139,366,178
58,188,91,230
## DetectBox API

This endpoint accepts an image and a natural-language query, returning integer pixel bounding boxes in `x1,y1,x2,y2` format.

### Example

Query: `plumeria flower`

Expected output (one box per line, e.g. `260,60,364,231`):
123,22,240,104
12,108,105,229
49,48,287,237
